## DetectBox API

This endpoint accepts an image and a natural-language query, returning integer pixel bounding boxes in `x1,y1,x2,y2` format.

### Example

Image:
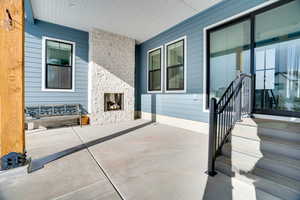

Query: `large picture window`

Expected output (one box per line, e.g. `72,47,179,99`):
208,20,251,105
206,0,300,117
43,38,75,91
148,47,162,92
166,38,185,91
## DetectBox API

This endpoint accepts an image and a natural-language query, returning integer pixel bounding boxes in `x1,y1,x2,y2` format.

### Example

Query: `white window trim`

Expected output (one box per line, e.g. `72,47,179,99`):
202,0,280,112
42,36,76,92
164,36,187,93
147,46,163,93
88,32,93,113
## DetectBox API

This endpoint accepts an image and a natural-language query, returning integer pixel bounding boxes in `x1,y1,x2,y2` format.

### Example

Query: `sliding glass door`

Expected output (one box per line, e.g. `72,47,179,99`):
254,0,300,114
207,0,300,117
208,19,251,103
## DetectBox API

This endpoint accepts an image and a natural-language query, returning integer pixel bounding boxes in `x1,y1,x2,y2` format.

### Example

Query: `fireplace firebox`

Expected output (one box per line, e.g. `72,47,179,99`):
104,93,124,112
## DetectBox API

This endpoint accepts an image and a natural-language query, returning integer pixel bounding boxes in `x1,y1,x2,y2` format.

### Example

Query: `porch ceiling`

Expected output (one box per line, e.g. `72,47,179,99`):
30,0,222,43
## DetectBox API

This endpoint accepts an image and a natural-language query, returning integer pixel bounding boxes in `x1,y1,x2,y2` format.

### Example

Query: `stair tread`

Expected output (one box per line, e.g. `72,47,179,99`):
223,142,300,169
233,123,300,142
221,144,300,182
231,134,300,150
259,126,300,135
237,118,300,134
208,172,281,200
255,189,282,200
217,118,300,199
216,155,300,194
256,135,300,149
253,167,300,193
235,125,300,136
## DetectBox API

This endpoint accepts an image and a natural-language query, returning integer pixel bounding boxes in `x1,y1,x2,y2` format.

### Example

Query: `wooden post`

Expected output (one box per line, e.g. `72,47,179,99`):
0,0,25,167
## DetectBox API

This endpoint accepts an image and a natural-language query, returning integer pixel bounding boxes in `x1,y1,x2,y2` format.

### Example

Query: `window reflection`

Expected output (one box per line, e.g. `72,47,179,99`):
209,20,251,101
255,0,300,112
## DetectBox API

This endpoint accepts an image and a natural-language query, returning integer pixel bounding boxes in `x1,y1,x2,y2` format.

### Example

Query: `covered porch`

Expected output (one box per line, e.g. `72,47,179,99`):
0,120,257,200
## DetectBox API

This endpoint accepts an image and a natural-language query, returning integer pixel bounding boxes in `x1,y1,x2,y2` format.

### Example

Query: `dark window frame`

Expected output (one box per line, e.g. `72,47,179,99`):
45,39,74,90
148,48,162,92
206,0,296,109
166,39,185,91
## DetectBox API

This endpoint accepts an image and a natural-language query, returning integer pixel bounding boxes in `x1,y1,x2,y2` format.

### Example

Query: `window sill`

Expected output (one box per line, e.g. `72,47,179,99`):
42,88,75,92
165,90,186,94
147,90,163,94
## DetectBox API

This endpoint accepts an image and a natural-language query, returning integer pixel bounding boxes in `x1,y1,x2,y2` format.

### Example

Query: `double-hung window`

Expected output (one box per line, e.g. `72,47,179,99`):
166,37,186,91
43,38,75,91
148,47,162,92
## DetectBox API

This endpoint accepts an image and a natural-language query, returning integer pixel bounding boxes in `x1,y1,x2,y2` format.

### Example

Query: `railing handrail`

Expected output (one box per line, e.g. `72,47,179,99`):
217,74,251,113
207,73,252,176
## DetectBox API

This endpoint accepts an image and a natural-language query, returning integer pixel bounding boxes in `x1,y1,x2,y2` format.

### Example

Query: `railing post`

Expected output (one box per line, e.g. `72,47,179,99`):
250,75,254,114
237,81,242,121
248,77,252,114
207,98,217,176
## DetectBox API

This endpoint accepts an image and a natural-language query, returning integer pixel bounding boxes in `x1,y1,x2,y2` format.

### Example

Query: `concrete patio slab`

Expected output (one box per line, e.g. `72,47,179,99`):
76,122,208,200
52,180,121,200
0,149,120,200
26,127,82,159
0,119,265,200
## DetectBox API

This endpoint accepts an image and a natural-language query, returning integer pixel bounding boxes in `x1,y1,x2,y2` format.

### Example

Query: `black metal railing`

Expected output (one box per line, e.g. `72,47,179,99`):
207,74,252,176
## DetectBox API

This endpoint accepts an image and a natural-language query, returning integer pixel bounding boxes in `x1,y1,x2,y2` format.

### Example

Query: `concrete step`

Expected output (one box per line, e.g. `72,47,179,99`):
222,144,300,182
208,172,281,200
230,134,300,160
232,123,300,143
237,118,300,134
216,156,300,200
255,190,282,200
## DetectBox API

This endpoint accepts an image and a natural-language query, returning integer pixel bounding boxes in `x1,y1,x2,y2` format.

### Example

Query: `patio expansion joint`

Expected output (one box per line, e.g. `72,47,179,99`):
71,127,126,200
51,180,108,200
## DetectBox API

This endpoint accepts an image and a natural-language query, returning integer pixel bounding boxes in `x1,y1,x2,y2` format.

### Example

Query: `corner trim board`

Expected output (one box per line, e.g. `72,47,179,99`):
25,0,35,24
88,32,93,113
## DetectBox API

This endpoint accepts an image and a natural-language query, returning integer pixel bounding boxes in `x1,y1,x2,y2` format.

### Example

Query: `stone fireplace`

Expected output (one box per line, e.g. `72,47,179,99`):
89,28,135,125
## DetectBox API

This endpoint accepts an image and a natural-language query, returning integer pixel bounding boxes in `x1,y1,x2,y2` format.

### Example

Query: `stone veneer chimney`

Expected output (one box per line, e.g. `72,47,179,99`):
89,28,135,125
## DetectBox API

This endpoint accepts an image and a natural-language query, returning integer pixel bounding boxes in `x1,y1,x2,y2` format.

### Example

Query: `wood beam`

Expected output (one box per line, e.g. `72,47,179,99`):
0,0,25,160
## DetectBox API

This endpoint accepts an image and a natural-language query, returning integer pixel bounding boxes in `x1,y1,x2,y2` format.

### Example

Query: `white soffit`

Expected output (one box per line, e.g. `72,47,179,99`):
31,0,222,43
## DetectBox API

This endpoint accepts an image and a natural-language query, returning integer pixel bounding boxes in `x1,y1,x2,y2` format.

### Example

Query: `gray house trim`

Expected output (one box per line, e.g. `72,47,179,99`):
25,0,35,24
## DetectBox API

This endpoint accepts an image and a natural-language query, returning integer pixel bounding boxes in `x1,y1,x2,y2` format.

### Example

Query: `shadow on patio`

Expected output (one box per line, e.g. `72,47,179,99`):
202,134,233,200
28,121,154,173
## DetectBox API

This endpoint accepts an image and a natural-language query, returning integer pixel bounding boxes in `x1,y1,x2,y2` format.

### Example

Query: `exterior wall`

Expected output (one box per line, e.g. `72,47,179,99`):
25,20,89,109
136,0,268,123
89,29,135,125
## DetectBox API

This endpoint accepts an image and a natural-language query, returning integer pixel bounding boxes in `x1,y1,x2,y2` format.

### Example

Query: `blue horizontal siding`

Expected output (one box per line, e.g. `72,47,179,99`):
25,19,89,109
141,94,209,122
136,0,268,122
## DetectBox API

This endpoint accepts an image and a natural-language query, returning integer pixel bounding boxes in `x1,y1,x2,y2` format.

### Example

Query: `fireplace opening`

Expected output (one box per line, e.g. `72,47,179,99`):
104,93,124,112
